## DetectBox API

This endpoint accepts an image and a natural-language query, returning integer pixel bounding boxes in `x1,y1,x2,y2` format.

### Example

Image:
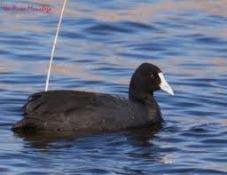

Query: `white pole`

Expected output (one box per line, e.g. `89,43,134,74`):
45,0,67,91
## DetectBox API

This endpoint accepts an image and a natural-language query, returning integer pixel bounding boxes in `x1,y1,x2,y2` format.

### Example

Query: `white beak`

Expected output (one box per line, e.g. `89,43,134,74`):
158,73,174,95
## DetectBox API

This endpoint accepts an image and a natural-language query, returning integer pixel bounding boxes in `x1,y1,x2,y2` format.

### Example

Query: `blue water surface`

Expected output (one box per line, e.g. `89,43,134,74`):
0,0,227,174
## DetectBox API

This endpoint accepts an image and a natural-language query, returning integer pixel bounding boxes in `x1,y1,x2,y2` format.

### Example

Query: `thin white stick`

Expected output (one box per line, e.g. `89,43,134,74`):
45,0,67,91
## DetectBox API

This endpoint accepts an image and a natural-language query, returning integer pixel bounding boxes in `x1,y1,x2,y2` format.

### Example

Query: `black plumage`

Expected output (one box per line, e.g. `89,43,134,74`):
12,63,173,134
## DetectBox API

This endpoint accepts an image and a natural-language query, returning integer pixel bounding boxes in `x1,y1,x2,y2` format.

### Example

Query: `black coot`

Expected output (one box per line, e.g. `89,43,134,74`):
12,63,174,134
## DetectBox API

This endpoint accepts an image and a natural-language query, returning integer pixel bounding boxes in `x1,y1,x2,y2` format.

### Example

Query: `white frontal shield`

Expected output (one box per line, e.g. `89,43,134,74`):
158,73,174,95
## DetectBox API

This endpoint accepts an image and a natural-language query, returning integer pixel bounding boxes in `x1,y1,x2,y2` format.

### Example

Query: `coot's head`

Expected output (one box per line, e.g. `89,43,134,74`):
129,63,174,102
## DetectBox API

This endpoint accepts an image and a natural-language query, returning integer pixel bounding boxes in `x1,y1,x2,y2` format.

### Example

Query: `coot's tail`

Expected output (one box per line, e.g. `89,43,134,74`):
11,118,42,132
12,119,27,131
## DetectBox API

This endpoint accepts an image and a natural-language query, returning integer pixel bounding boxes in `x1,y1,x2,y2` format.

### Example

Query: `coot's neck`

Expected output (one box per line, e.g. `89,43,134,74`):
129,87,162,121
129,87,154,105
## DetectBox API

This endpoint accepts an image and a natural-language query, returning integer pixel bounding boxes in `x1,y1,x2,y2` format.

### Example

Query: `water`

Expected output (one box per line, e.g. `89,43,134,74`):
1,0,227,174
